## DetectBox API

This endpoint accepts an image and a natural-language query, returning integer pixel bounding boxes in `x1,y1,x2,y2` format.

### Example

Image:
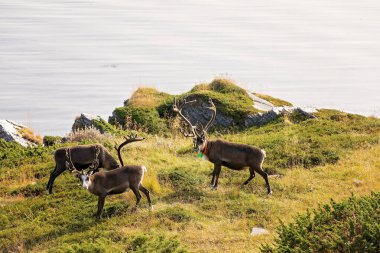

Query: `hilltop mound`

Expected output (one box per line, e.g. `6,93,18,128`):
109,78,300,134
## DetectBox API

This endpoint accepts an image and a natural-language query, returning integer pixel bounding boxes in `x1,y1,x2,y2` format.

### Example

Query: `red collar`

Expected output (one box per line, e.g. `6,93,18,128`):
202,141,208,155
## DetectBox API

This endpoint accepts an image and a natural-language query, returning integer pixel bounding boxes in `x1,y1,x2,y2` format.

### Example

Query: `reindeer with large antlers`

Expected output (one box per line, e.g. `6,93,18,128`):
173,97,272,194
74,134,153,218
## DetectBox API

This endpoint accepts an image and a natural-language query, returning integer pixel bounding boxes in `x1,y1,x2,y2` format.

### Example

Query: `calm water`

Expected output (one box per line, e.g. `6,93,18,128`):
1,0,379,135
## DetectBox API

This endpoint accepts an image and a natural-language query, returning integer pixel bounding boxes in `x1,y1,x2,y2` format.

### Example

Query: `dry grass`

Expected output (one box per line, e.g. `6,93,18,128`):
19,128,42,145
66,126,113,143
128,87,172,108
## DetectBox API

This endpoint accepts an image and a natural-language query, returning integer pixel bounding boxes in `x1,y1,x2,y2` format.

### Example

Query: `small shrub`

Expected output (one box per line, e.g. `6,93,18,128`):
43,136,62,146
127,234,188,253
261,193,380,253
111,106,169,134
66,127,111,143
156,206,194,223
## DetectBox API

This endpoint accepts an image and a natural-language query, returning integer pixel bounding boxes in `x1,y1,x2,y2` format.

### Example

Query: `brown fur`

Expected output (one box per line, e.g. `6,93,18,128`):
79,165,151,218
173,97,272,194
47,144,119,194
202,139,271,194
76,135,152,218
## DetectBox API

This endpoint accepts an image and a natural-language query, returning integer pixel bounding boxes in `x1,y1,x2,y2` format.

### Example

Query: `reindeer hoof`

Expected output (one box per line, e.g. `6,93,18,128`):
212,186,218,191
149,205,154,211
267,190,273,195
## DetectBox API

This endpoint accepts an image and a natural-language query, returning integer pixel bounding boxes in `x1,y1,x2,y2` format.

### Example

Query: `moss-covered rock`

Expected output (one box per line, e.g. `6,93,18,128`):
110,78,261,133
72,113,119,134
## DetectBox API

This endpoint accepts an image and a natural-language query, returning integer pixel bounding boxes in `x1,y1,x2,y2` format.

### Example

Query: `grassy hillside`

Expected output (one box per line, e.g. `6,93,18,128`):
1,110,379,252
109,78,259,133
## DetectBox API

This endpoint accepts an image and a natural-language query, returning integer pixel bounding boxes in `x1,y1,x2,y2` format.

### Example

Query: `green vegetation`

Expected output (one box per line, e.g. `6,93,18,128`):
91,117,120,135
262,193,380,253
43,136,62,147
110,78,259,134
1,107,380,252
253,93,293,107
186,78,258,124
112,106,168,134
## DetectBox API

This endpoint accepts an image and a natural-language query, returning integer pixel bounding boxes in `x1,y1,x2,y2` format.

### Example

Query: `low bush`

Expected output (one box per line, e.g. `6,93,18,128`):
43,135,62,146
261,193,380,253
66,127,112,143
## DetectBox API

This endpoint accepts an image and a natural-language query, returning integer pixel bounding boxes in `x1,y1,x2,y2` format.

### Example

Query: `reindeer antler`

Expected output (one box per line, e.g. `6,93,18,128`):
173,97,197,137
203,98,217,133
115,133,144,166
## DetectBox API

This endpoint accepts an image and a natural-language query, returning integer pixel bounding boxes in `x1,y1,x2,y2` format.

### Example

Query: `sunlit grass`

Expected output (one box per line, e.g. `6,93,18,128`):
1,112,380,252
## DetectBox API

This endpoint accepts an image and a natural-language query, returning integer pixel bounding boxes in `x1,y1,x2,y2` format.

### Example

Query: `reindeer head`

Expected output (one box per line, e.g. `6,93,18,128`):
72,169,91,189
173,97,216,152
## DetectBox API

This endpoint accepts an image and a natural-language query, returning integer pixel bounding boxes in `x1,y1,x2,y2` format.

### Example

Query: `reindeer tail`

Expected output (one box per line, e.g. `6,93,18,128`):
261,149,266,158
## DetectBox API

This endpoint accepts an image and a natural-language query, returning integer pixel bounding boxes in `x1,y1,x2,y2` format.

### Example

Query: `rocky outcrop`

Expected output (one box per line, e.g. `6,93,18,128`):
244,106,317,127
0,120,37,147
249,93,274,111
181,99,234,128
72,113,105,133
72,113,117,134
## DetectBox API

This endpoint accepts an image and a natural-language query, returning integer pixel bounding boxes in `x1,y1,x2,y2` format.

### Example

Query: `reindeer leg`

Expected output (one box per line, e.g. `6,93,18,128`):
210,164,217,188
46,165,57,191
47,164,65,194
96,195,106,219
139,185,153,210
131,186,142,212
254,167,272,195
212,163,222,190
241,167,256,188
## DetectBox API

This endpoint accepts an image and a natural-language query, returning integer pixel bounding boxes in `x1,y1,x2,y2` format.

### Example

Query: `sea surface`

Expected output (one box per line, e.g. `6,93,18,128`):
0,0,379,135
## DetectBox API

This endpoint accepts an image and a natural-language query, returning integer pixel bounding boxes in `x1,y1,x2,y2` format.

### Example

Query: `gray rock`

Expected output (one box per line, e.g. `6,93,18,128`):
72,113,105,133
249,93,274,111
182,99,234,129
0,119,36,147
245,106,316,127
245,110,280,127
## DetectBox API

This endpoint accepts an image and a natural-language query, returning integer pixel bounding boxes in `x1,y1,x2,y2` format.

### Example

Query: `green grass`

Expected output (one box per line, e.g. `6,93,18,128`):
109,78,259,134
1,111,380,252
253,93,293,107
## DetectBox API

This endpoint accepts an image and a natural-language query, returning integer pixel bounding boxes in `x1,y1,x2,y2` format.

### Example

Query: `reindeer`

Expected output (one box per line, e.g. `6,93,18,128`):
73,134,153,218
173,97,272,194
47,144,119,194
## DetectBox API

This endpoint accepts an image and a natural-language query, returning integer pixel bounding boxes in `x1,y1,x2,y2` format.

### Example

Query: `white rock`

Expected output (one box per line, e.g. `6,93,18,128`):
0,119,36,147
251,227,270,236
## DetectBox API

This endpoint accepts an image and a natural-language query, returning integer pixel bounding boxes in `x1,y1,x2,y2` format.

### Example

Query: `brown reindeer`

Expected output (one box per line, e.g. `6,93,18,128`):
47,144,119,194
74,134,152,218
173,97,272,194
